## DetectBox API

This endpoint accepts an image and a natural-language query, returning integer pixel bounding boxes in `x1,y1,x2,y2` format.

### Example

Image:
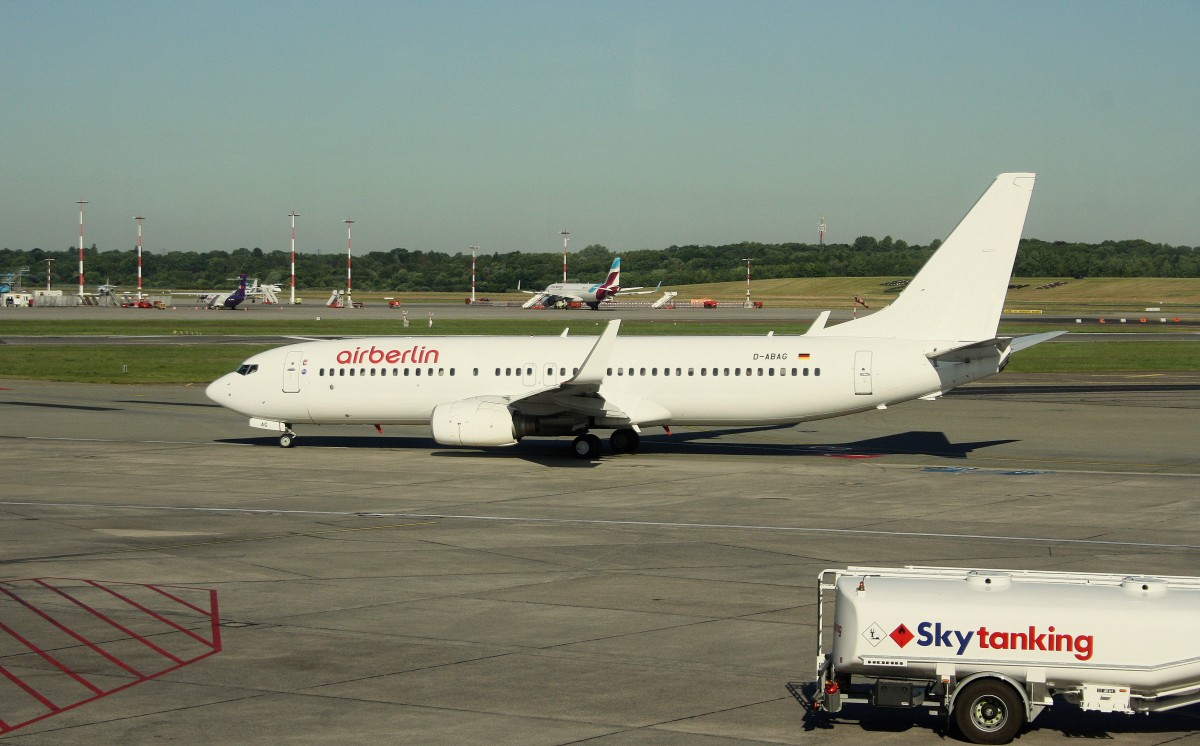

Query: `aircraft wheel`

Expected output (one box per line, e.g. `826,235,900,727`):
571,434,601,460
279,433,296,448
954,679,1025,745
609,428,640,453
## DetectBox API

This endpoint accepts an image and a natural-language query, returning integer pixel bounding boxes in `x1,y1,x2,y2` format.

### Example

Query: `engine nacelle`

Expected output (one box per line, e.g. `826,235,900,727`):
430,398,518,447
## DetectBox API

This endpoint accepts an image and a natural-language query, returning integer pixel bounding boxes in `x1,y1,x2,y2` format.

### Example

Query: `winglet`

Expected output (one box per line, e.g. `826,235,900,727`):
569,319,621,387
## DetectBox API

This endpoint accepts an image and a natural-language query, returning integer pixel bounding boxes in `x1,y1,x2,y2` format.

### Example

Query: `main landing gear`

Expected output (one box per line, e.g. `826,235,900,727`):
570,428,640,460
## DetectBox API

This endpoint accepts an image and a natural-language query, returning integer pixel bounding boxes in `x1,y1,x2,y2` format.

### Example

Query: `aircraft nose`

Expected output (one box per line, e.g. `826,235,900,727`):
206,373,235,406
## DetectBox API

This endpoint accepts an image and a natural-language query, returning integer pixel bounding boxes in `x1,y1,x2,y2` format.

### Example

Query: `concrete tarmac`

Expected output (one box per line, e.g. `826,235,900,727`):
0,374,1198,744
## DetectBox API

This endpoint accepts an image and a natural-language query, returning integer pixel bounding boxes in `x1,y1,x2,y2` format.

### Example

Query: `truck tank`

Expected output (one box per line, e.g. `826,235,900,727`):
831,567,1200,693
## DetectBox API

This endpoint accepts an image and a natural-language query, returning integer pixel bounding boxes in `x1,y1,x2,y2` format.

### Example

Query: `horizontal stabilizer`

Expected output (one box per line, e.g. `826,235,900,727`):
1007,330,1067,352
926,330,1066,363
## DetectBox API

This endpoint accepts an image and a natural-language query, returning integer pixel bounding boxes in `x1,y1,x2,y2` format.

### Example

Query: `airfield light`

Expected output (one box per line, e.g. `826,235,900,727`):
134,216,145,300
288,211,299,306
469,244,479,303
76,200,88,296
561,230,570,282
742,258,753,308
344,219,355,308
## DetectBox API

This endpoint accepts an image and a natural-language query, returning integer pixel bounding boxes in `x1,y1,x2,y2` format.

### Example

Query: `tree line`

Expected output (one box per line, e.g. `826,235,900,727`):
2,238,1195,292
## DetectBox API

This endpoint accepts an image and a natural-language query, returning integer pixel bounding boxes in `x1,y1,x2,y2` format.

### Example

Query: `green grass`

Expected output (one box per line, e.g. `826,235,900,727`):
1002,341,1198,373
0,346,277,384
0,338,1194,384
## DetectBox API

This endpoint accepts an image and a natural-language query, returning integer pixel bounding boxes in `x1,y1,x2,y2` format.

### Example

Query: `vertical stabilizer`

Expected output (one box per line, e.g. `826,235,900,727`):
815,173,1036,342
601,258,621,291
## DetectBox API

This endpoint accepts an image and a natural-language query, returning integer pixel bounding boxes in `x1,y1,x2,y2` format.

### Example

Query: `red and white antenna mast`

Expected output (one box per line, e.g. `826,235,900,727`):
818,216,826,246
288,211,299,306
134,215,145,299
76,200,88,296
344,219,354,308
469,244,479,303
560,229,570,282
742,257,753,308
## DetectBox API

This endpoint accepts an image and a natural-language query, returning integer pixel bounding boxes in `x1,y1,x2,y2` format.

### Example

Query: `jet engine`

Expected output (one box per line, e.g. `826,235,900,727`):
430,398,519,447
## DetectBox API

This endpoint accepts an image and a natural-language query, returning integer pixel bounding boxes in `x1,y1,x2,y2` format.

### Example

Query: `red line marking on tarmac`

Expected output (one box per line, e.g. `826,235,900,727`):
0,578,221,736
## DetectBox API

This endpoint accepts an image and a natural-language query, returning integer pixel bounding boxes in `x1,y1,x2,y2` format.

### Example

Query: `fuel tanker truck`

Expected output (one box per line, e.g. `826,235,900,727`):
792,566,1200,744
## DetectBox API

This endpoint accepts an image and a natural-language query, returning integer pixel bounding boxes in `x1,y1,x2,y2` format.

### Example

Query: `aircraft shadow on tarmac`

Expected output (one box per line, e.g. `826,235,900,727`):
216,428,1015,465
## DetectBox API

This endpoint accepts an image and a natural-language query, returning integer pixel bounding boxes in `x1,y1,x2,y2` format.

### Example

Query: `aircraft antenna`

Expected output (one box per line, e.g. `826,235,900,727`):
76,200,88,297
560,229,570,282
344,219,354,309
134,216,145,300
288,211,299,306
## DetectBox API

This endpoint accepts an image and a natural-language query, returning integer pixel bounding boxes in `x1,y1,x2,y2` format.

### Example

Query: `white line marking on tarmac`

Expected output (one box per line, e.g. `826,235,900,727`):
1,501,1198,551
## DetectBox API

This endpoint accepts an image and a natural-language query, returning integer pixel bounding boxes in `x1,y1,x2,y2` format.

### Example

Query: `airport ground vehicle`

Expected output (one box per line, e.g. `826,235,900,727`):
792,566,1200,744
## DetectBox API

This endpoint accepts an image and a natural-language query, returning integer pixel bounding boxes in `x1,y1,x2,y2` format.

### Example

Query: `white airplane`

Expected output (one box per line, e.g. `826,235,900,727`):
520,257,660,309
208,173,1061,458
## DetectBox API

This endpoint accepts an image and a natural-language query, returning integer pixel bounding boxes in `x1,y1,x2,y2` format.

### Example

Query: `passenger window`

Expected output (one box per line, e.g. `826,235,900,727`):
815,368,821,376
349,368,355,377
688,368,694,376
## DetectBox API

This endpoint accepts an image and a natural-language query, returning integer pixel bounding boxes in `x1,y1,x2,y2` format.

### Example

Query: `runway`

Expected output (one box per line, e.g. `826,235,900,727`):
1,375,1198,743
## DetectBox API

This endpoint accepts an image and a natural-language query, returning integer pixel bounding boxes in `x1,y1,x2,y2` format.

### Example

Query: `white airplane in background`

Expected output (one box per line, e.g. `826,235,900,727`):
208,173,1062,458
519,257,660,309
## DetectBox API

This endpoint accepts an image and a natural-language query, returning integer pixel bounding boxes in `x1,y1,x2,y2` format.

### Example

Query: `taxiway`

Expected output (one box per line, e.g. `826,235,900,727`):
0,374,1197,743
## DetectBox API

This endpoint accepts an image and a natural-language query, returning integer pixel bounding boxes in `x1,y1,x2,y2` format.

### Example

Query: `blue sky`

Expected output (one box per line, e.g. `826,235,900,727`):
3,1,1197,258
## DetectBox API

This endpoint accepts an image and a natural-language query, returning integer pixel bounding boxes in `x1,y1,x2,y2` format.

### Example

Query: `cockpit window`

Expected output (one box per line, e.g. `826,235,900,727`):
236,364,259,375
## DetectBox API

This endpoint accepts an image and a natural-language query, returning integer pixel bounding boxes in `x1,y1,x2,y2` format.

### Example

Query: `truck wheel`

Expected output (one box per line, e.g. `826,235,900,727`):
954,679,1025,745
955,681,1022,743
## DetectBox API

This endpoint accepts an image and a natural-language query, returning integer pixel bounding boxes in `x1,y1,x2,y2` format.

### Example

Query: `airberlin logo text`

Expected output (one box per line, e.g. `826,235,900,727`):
889,621,1094,661
335,345,440,365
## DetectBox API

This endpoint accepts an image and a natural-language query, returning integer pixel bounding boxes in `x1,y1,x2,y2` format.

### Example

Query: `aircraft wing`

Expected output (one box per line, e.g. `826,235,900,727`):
505,319,671,426
613,281,662,296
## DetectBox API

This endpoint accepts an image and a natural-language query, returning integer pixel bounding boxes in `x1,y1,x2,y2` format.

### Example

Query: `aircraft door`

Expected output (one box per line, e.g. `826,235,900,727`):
854,350,873,395
283,350,304,393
